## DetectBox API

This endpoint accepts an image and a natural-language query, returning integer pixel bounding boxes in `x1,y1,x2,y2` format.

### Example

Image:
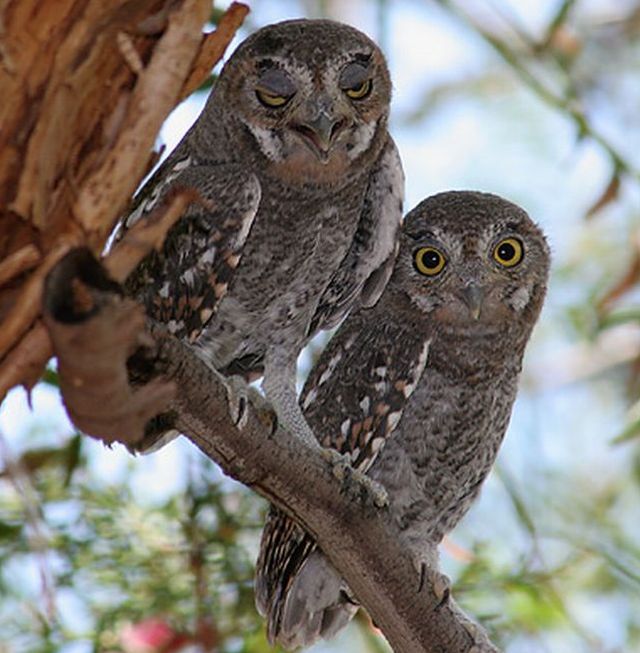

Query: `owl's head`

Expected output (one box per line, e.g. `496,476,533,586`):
210,19,392,183
393,191,550,337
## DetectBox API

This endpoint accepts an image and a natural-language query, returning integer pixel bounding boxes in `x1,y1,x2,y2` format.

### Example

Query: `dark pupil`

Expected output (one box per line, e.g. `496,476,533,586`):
422,250,441,269
498,243,516,260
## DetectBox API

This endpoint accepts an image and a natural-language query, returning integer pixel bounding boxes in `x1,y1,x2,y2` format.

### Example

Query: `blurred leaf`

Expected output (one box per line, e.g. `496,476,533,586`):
598,308,640,330
585,171,621,220
0,520,22,539
495,465,537,538
612,416,640,444
62,433,83,486
597,249,640,315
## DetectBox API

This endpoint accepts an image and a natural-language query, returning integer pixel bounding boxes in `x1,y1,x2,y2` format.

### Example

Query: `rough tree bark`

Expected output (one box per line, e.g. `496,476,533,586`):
1,2,500,651
0,0,247,400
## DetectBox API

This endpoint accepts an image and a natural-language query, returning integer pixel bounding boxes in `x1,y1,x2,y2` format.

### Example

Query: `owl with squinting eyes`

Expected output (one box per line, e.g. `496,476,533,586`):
118,19,403,452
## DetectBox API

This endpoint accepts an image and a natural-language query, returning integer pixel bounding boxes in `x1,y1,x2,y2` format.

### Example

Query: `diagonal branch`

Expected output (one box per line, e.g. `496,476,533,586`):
43,249,499,653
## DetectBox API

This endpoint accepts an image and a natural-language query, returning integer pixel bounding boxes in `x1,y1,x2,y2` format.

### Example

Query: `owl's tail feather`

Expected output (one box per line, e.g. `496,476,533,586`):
256,508,358,649
265,549,357,650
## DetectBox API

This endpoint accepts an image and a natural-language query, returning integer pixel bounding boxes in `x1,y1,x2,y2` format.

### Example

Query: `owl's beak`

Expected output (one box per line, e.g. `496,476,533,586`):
294,112,346,162
461,284,483,320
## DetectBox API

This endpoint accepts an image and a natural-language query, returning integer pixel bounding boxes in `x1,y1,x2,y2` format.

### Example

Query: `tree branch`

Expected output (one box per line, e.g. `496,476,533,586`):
43,249,499,653
180,2,250,100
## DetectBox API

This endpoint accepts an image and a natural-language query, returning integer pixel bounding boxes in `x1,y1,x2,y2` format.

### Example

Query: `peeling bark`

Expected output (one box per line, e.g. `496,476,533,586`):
180,2,249,99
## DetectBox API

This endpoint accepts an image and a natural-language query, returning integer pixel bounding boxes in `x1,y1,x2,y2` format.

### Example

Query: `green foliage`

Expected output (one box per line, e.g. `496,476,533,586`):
0,426,272,652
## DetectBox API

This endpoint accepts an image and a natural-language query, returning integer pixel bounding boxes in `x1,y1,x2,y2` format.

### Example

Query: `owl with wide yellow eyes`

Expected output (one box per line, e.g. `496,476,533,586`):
118,19,404,451
255,191,550,650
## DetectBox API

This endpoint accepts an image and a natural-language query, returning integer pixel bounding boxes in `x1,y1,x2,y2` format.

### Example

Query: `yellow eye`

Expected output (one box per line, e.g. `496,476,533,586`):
256,89,290,107
345,79,372,99
493,238,524,267
414,247,446,276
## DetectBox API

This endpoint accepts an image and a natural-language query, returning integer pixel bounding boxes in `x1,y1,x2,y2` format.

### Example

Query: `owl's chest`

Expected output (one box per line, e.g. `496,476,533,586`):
409,371,516,473
230,181,366,298
253,182,363,251
372,367,518,538
202,180,367,363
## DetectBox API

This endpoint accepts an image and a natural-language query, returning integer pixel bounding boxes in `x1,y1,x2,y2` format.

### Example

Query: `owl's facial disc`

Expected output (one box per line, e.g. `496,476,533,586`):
286,60,375,163
237,47,389,184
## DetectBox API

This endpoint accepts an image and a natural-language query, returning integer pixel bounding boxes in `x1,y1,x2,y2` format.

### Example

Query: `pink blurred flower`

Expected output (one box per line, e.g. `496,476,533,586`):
120,617,186,653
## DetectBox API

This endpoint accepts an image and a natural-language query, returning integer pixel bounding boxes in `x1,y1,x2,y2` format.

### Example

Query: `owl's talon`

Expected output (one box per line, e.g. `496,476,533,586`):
433,571,451,608
223,375,251,428
321,447,348,471
321,449,388,507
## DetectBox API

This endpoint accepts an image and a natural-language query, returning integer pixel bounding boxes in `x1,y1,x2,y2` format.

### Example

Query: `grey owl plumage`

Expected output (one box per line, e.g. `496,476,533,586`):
120,19,403,450
255,190,550,649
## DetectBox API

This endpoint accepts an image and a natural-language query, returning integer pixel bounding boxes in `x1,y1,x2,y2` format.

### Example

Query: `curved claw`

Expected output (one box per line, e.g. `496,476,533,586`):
321,448,389,508
223,375,251,428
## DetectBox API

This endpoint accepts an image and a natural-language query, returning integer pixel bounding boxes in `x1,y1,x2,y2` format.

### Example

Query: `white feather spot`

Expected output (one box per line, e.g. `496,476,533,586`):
341,419,351,437
200,308,213,324
374,380,387,394
199,247,216,266
370,437,385,453
247,124,283,162
181,268,195,286
343,334,356,350
374,366,386,378
509,286,531,311
359,396,370,413
172,156,191,172
124,201,146,228
317,352,343,386
233,179,261,247
350,448,360,462
386,411,403,433
158,281,170,299
348,121,376,159
403,339,431,397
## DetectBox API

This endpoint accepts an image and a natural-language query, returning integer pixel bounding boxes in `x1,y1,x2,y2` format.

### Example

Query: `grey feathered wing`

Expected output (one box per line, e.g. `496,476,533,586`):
124,160,261,342
307,137,404,336
119,156,261,451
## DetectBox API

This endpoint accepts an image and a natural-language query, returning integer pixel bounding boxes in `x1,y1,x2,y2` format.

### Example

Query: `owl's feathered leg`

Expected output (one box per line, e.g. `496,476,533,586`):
262,357,320,449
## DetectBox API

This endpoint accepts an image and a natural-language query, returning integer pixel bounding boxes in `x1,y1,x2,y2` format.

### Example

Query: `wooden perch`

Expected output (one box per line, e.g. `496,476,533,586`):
181,2,250,99
43,251,500,653
43,249,175,445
